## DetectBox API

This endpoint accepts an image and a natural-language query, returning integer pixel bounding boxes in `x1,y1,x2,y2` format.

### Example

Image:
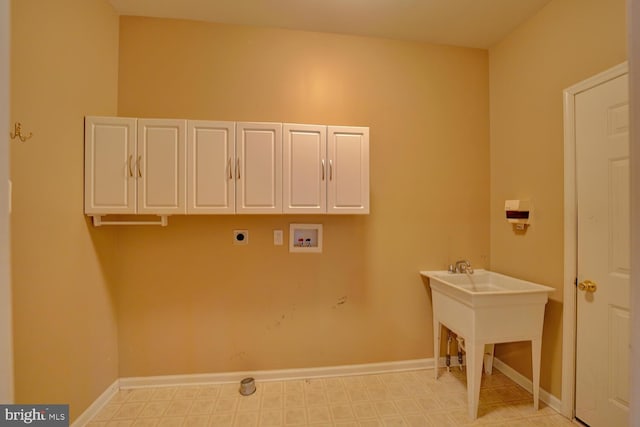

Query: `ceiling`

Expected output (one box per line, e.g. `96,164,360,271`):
108,0,553,49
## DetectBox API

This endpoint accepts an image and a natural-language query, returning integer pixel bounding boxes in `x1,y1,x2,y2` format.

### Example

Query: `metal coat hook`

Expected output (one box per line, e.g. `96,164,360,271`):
10,122,33,142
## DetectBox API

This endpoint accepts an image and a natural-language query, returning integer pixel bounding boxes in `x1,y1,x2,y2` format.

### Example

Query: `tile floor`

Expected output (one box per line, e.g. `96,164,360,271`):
87,368,576,426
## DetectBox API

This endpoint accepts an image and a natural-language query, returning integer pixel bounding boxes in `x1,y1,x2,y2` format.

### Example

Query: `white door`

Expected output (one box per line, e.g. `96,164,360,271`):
327,126,369,214
137,119,186,214
283,123,327,213
187,120,235,214
575,73,629,427
84,116,137,214
236,122,282,214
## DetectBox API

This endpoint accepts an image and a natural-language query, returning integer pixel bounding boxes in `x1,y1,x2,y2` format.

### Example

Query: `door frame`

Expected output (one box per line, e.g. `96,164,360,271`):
629,2,640,425
561,61,629,419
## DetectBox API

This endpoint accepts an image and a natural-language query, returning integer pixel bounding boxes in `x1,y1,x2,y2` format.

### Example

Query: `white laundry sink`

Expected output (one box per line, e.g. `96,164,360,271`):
420,269,554,420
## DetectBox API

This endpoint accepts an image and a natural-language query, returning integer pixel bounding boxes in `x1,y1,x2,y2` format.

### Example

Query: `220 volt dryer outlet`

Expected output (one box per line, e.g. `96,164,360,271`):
233,230,248,245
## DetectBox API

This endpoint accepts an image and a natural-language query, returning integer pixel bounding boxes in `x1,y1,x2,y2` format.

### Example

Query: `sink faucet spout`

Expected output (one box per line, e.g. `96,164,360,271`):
454,260,473,274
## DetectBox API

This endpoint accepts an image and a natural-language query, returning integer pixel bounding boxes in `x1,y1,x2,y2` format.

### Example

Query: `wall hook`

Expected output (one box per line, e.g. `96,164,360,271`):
10,122,33,142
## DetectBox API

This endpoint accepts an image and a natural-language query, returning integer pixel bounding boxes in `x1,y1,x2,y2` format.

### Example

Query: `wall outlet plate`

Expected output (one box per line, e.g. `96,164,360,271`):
233,230,248,245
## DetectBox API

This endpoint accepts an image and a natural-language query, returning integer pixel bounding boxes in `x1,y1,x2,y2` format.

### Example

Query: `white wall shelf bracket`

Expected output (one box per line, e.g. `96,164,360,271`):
91,215,169,227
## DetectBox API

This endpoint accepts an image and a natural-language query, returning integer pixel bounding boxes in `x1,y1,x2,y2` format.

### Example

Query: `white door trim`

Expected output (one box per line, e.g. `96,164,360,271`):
562,61,629,419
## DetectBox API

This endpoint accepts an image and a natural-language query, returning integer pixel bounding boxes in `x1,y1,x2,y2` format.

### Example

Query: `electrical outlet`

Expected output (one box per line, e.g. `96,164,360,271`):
233,230,248,245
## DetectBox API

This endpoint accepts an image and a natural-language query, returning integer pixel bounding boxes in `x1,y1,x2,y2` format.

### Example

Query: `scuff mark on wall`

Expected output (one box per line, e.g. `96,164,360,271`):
332,296,348,309
266,305,297,330
229,351,247,361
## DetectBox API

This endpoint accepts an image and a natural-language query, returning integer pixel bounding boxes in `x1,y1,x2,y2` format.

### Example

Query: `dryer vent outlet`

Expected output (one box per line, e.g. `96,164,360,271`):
233,230,248,245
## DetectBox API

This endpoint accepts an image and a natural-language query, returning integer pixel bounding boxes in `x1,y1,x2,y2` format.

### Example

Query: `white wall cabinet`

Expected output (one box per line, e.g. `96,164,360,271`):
85,116,186,217
328,126,370,214
85,116,137,214
187,121,235,214
137,119,186,214
236,122,282,214
284,124,369,214
283,124,327,213
86,117,369,223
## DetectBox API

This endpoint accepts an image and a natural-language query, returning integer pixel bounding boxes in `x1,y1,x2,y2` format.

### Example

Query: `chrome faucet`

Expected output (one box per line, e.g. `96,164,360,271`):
454,260,473,274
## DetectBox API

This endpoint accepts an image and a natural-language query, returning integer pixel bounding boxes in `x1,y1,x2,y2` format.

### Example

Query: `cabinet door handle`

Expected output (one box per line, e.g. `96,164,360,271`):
128,154,133,177
236,158,241,179
137,155,142,178
329,160,333,181
322,159,325,181
228,157,232,179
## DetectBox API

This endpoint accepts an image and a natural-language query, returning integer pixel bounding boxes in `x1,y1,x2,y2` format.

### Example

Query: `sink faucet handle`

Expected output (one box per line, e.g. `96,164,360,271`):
447,264,456,273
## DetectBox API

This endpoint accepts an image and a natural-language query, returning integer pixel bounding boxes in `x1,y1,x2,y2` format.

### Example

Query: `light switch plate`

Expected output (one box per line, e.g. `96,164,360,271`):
273,229,283,245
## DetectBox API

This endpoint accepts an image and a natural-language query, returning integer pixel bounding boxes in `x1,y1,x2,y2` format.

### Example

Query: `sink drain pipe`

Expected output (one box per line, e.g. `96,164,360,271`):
445,329,467,372
446,331,452,372
456,336,466,370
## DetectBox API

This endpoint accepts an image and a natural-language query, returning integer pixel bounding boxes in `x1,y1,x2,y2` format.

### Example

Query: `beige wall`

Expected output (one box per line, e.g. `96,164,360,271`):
10,0,120,420
115,17,490,376
489,0,627,397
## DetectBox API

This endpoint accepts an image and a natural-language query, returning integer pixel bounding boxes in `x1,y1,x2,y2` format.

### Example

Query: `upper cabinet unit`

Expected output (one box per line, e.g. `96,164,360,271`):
283,124,370,214
328,126,370,214
85,116,186,217
85,117,369,223
236,122,282,214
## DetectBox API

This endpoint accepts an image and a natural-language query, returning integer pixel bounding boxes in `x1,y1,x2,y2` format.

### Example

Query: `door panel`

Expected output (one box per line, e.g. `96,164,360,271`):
137,119,186,214
327,126,369,214
187,121,235,213
236,122,282,213
575,73,629,427
283,124,326,213
84,116,136,214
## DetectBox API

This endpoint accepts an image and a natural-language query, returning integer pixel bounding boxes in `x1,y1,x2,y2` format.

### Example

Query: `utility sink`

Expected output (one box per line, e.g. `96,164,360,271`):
420,270,554,420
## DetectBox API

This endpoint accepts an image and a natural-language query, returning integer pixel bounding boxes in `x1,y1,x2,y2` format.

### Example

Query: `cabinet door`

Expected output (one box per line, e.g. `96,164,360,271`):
327,126,370,214
187,121,235,214
236,122,282,213
283,124,327,213
84,116,136,214
137,119,186,214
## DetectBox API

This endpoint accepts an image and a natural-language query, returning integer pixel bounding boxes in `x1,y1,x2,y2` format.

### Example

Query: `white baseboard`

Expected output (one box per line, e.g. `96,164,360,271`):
119,358,434,389
71,379,119,427
492,357,563,414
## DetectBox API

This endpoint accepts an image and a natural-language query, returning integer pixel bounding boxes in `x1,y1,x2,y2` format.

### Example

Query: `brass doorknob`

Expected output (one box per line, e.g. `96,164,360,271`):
578,280,597,293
